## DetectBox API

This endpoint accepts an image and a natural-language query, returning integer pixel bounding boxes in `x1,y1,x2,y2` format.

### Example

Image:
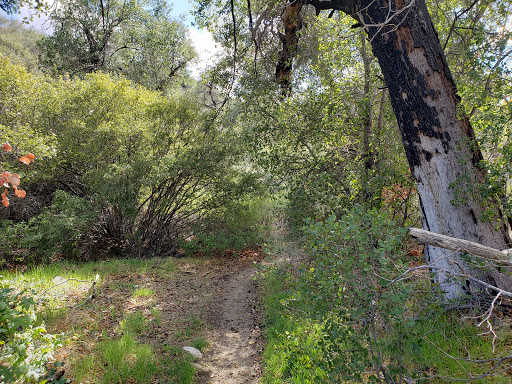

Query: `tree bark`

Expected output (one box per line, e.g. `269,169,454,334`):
359,31,374,200
355,0,512,299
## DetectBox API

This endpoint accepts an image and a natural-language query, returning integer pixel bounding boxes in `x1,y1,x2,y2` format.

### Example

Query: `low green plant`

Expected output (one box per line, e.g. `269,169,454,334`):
70,354,97,383
98,334,157,384
159,343,196,383
121,310,147,335
191,337,209,352
262,206,512,383
150,308,161,327
181,196,273,256
187,315,203,331
261,266,330,384
133,286,155,298
0,281,63,383
6,190,98,263
164,356,195,383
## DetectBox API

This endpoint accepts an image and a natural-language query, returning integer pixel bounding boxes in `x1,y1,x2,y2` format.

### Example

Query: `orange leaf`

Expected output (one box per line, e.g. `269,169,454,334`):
1,171,11,179
7,174,20,186
1,189,8,207
26,153,35,161
2,142,12,151
19,156,31,165
14,186,26,198
0,178,7,187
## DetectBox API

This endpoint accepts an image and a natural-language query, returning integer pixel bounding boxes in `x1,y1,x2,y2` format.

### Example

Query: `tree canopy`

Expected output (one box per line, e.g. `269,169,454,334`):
39,0,196,91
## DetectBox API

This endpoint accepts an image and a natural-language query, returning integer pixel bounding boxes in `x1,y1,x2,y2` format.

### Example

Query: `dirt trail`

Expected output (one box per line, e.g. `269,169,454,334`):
195,218,303,384
197,266,262,383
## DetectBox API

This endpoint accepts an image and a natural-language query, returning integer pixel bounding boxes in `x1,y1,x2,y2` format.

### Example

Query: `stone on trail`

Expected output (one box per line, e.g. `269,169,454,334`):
183,346,202,358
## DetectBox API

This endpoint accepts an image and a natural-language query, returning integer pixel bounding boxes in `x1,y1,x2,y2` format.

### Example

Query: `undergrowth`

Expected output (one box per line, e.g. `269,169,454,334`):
1,256,206,384
261,206,512,383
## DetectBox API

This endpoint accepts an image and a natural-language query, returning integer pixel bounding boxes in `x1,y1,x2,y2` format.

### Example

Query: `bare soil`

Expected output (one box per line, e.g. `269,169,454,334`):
196,265,263,383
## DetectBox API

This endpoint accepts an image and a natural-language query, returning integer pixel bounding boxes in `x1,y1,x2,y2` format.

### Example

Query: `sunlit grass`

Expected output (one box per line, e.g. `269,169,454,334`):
261,266,329,384
1,256,209,383
134,286,155,297
98,334,158,384
191,337,209,352
121,310,147,335
261,259,512,383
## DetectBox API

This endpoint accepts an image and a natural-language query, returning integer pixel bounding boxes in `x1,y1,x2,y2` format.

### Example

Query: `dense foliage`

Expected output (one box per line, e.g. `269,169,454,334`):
0,281,62,383
0,56,261,263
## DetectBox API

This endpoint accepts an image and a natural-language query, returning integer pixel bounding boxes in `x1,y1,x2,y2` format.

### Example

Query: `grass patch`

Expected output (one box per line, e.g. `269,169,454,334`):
150,307,161,327
2,256,214,383
98,334,158,384
71,354,97,383
134,286,155,298
261,266,329,384
160,344,197,384
187,314,203,331
191,337,209,352
164,355,196,383
152,258,176,279
121,310,147,335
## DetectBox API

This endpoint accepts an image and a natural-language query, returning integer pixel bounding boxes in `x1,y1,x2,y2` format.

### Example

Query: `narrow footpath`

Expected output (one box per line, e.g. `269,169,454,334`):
197,266,262,383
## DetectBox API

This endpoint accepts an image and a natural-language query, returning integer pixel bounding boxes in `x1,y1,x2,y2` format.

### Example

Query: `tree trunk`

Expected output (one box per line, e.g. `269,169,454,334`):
359,31,374,200
354,0,512,298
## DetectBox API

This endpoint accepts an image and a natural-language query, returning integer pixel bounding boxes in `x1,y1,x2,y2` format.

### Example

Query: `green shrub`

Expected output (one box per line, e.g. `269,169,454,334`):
181,195,274,256
10,190,97,262
263,206,512,382
0,281,62,383
1,58,264,260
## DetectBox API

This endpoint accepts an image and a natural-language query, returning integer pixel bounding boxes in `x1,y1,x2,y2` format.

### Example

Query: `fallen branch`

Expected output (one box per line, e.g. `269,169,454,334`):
407,227,512,265
71,274,99,309
387,265,512,298
42,275,99,295
44,274,100,310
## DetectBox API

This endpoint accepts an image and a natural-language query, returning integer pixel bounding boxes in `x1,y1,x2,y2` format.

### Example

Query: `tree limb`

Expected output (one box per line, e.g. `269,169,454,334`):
408,227,512,265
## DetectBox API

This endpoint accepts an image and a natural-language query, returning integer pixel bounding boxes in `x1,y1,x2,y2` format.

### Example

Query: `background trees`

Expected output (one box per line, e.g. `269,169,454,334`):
0,17,43,73
39,0,196,91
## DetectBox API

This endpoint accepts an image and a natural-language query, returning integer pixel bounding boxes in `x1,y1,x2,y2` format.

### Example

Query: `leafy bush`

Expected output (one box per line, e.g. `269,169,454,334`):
264,206,512,382
0,281,62,383
6,190,97,263
290,207,408,382
0,57,262,261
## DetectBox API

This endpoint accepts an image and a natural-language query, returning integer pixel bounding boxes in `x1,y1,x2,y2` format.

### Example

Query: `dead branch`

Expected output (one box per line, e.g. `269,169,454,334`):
407,227,512,265
71,274,99,309
44,274,100,310
42,274,99,295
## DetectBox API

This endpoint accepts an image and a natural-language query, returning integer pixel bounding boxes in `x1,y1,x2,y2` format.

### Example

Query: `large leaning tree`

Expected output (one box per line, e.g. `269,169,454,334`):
273,0,512,300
